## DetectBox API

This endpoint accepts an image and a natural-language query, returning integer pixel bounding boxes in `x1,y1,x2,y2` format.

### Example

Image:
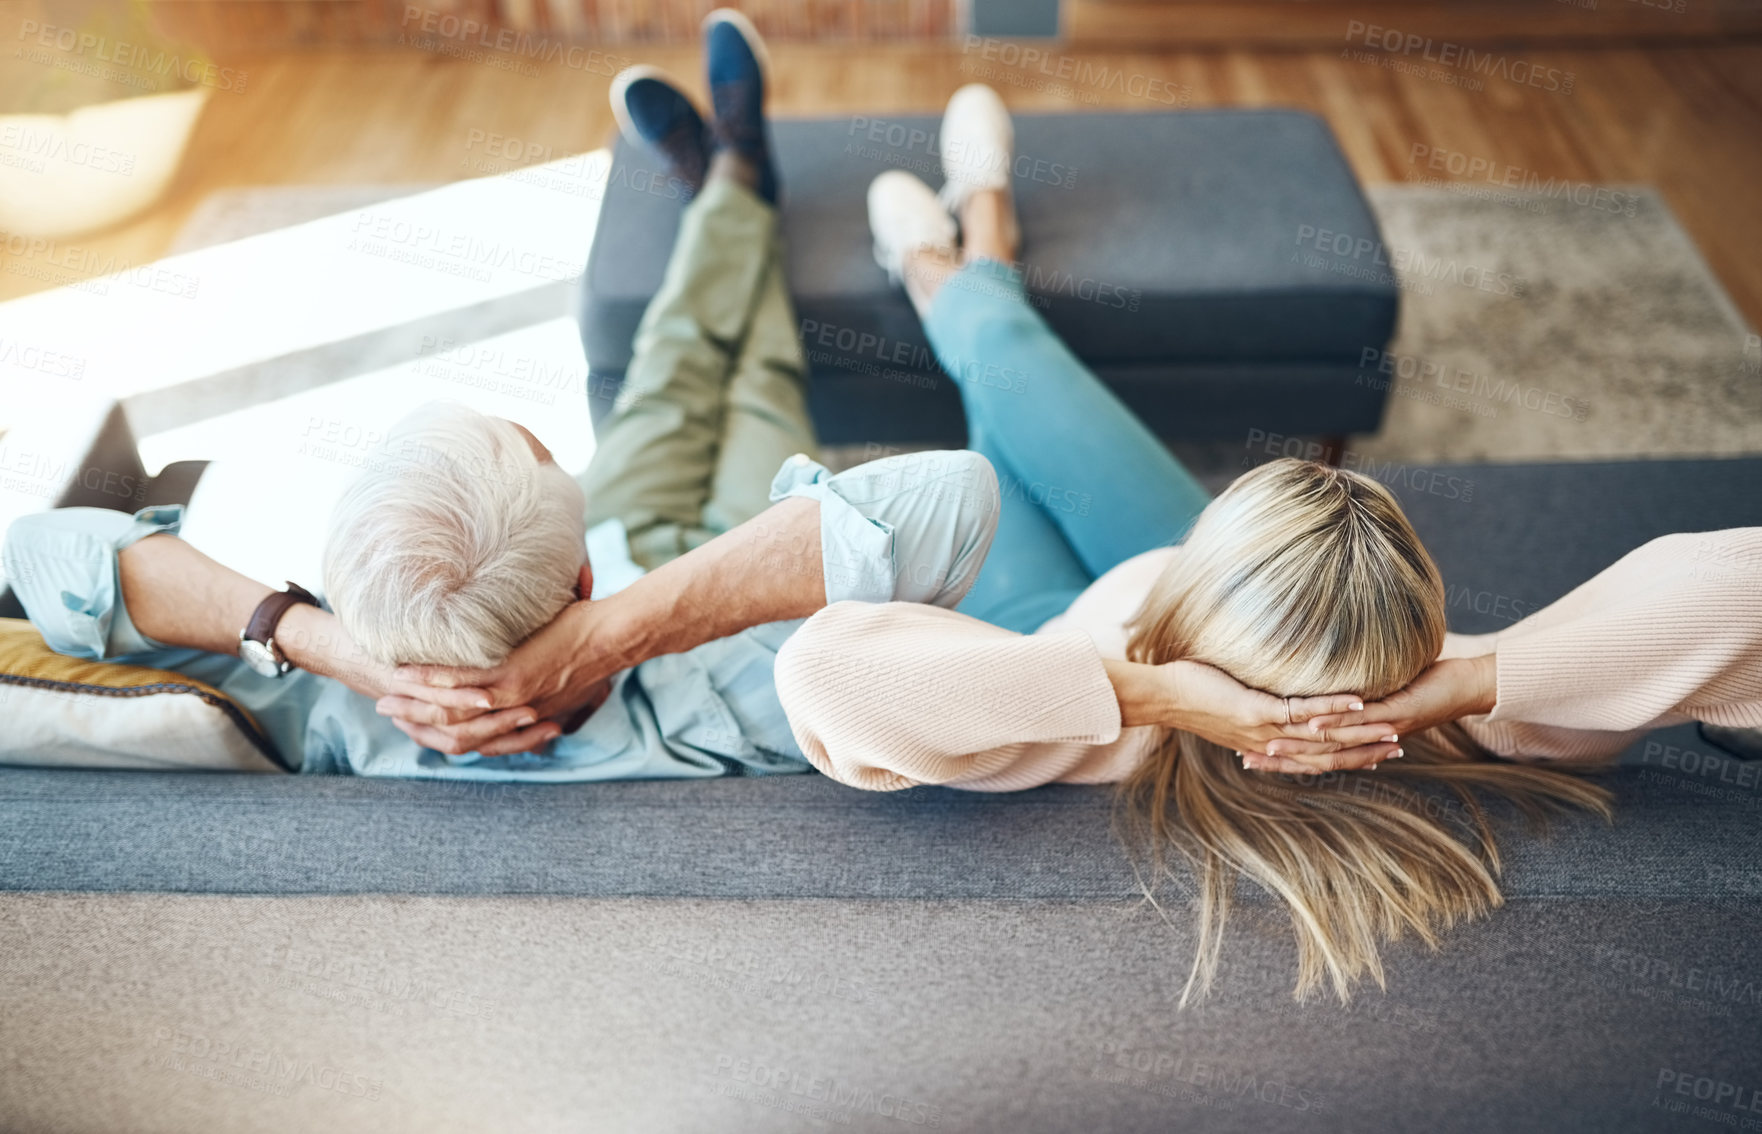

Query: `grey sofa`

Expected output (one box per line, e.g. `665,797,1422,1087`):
2,457,1759,1133
580,109,1399,444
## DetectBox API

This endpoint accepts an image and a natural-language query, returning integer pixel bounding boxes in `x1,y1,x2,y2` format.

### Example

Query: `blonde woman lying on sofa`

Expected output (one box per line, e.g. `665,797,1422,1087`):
749,86,1762,1004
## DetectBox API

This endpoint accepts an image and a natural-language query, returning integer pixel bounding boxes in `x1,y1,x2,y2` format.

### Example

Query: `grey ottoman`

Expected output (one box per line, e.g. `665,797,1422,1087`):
581,109,1399,444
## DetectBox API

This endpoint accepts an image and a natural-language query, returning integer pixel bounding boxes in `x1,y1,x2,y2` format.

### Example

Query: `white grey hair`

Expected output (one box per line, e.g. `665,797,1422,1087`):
322,401,587,668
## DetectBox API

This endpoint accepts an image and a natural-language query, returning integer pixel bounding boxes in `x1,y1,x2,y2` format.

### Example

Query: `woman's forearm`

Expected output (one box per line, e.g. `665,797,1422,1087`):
1467,653,1499,715
1467,529,1761,732
1101,658,1180,729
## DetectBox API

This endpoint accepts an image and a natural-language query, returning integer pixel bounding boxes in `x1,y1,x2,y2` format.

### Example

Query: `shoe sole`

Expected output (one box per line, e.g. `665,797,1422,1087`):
701,7,772,87
609,64,701,150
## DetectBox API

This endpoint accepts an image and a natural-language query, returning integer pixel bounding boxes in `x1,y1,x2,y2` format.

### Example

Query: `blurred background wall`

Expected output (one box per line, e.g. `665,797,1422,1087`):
110,0,1762,53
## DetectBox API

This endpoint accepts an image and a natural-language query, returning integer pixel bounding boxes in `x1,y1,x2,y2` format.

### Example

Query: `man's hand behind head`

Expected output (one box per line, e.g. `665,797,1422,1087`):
377,597,620,757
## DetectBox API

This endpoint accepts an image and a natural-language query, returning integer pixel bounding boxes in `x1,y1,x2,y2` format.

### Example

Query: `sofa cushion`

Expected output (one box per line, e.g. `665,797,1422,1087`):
805,358,1388,444
1362,456,1762,635
0,618,285,773
0,743,1749,896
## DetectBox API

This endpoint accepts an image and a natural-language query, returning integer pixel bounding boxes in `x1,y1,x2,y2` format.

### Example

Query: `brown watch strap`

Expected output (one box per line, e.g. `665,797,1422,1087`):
244,582,320,649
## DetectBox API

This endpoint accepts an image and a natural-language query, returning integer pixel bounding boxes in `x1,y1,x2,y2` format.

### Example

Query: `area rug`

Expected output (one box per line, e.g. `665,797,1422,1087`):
1356,184,1759,464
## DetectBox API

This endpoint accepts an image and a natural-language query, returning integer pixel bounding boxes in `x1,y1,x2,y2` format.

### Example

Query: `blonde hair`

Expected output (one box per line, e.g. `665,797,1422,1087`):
1122,459,1611,1004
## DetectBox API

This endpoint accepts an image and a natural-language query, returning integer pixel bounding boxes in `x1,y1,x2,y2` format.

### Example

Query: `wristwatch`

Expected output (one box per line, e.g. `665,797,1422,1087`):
238,583,321,678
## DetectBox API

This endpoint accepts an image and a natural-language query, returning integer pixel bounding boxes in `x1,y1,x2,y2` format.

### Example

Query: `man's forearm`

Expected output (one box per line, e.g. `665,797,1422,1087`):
119,533,272,655
588,496,826,669
118,533,388,697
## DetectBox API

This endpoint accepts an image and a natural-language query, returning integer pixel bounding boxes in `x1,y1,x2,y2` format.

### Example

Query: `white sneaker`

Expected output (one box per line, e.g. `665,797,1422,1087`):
867,170,958,285
937,83,1014,213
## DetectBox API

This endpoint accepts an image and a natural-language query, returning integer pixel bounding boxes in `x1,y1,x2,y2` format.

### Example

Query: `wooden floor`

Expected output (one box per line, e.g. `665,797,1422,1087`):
3,42,1761,329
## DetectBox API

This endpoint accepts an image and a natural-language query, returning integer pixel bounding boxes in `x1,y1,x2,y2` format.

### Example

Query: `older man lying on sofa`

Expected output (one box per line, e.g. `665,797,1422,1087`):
0,21,1016,781
3,397,999,779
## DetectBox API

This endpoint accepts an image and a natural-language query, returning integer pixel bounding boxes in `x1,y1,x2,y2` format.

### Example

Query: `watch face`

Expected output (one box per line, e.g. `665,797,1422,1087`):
239,639,283,678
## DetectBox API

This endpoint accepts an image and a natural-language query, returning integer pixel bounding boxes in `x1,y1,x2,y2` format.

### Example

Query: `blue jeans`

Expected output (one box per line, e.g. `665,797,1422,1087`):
923,259,1213,633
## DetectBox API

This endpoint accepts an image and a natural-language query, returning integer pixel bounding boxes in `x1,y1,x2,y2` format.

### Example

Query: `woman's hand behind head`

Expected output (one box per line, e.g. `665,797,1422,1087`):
1249,654,1498,775
1158,659,1402,769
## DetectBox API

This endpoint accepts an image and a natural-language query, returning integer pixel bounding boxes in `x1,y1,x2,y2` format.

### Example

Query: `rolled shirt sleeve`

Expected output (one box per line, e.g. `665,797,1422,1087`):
3,505,185,660
768,450,999,609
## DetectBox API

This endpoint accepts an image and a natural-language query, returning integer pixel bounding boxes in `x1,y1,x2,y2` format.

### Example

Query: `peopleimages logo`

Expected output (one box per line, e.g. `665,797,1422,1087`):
1244,430,1477,504
0,231,202,299
346,211,583,283
1600,943,1762,1010
398,5,626,76
711,1055,945,1127
0,123,135,176
16,20,247,92
1295,225,1527,298
844,116,1079,191
1407,144,1639,217
0,337,85,380
151,1027,383,1100
960,37,1188,106
1358,348,1589,421
1095,1043,1326,1113
1343,21,1576,93
1654,1069,1762,1124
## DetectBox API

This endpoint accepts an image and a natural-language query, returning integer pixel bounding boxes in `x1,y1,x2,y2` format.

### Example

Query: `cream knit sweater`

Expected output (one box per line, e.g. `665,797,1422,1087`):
774,529,1762,792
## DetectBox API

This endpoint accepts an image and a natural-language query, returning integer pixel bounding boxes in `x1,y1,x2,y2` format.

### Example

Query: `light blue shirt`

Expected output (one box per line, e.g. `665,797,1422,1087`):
2,451,998,781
